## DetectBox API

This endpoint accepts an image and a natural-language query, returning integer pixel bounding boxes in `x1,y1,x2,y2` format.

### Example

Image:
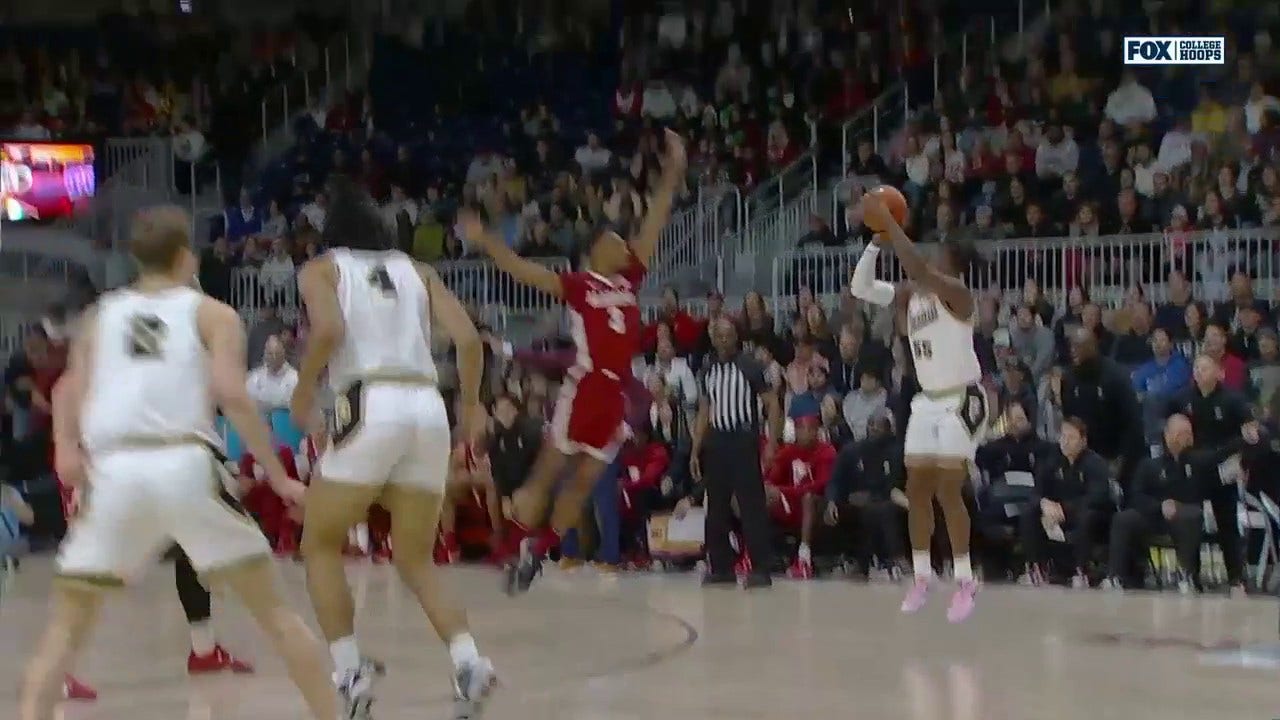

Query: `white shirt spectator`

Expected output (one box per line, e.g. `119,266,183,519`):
300,200,327,232
259,246,296,291
575,136,613,174
1156,126,1194,171
1133,160,1157,197
466,153,505,183
247,338,299,411
381,196,419,229
637,356,699,406
1034,136,1080,178
904,152,930,186
1244,93,1280,134
656,11,687,48
260,209,289,239
1104,77,1157,126
10,119,50,140
677,84,701,118
641,82,678,120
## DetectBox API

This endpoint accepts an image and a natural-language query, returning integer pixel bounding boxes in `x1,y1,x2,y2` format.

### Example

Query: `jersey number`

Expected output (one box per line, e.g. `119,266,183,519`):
127,314,168,359
606,307,626,334
368,265,397,297
910,339,933,360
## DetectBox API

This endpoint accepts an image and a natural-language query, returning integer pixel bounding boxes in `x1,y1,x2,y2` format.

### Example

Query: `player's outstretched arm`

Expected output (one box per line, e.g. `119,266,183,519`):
629,129,687,269
848,243,898,307
417,262,485,444
199,298,299,500
861,192,973,319
295,257,345,396
458,209,564,298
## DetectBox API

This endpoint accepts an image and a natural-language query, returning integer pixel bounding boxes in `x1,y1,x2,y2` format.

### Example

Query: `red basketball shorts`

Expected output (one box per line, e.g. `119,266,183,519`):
550,371,625,462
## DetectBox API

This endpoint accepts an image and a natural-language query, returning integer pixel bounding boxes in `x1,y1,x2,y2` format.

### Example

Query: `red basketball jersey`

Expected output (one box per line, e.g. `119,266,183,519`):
558,255,646,380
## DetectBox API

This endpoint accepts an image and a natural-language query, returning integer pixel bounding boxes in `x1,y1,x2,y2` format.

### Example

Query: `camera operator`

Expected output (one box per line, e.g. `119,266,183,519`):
1161,354,1255,594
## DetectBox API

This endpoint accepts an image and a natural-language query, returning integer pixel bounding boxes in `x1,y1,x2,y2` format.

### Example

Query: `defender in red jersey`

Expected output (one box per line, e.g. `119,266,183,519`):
462,128,686,595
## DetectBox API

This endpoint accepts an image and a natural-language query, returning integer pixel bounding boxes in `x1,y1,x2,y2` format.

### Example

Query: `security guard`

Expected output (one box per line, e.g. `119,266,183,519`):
1162,354,1255,592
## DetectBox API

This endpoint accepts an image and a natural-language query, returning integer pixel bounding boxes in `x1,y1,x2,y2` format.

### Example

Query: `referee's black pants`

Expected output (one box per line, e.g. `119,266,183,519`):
704,430,771,575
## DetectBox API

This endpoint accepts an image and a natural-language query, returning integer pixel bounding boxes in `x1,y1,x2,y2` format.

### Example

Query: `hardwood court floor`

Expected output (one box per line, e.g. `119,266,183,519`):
1,557,1277,720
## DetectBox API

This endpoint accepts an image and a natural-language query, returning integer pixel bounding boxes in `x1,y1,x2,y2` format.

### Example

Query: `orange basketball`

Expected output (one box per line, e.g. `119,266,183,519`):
868,184,908,229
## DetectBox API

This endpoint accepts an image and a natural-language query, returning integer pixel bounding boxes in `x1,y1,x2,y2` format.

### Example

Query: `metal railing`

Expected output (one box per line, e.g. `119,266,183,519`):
227,256,572,321
259,31,364,144
86,137,224,250
0,250,76,284
771,228,1280,317
839,2,1046,178
0,312,38,359
645,183,742,292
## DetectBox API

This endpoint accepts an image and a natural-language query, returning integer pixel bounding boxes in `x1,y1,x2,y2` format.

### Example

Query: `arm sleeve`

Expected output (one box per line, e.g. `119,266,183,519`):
1130,460,1160,515
849,244,897,307
827,445,856,502
1083,455,1112,510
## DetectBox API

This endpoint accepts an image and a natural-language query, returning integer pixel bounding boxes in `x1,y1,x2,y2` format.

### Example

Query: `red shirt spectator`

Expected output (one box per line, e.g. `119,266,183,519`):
765,123,801,172
766,417,837,509
641,292,701,355
614,83,642,118
618,436,670,517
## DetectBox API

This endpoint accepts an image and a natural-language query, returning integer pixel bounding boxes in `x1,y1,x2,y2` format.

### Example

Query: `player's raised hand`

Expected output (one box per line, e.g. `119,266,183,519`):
861,191,893,237
662,129,687,175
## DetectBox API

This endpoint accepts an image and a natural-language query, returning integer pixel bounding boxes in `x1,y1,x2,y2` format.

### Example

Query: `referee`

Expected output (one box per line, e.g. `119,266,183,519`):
689,318,782,588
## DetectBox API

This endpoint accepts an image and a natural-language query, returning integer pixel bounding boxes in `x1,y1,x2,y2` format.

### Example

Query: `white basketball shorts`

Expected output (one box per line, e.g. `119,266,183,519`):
57,444,269,586
902,384,990,462
317,382,451,490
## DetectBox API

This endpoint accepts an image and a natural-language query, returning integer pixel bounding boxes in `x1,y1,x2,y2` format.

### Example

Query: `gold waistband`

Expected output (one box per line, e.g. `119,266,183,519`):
350,371,437,387
921,385,970,400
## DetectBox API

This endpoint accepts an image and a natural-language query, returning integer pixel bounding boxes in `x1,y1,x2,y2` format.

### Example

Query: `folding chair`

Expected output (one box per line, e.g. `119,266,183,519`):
1240,490,1280,591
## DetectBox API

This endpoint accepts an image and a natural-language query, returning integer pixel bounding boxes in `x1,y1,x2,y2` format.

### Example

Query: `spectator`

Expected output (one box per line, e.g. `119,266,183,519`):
1034,123,1079,180
849,138,888,178
260,199,289,239
574,132,613,176
641,78,677,120
1244,81,1280,135
818,394,854,449
1155,270,1194,337
259,238,296,306
1216,272,1272,328
617,423,672,560
767,414,836,579
1021,418,1111,588
1105,415,1209,592
246,305,287,367
1059,327,1142,471
842,370,888,442
1009,304,1054,380
9,110,50,140
829,323,887,396
225,189,264,242
487,395,542,500
1103,70,1157,129
643,287,701,355
198,236,235,304
299,191,328,232
1132,327,1192,437
1201,323,1246,391
641,335,698,408
818,409,906,577
1162,354,1255,594
1191,84,1228,136
1249,329,1280,409
246,335,298,413
1111,302,1155,367
785,339,828,399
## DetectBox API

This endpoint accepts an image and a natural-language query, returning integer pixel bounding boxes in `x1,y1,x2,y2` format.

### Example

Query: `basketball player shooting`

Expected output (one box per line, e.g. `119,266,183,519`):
288,176,496,720
850,188,990,623
20,207,336,720
460,128,686,596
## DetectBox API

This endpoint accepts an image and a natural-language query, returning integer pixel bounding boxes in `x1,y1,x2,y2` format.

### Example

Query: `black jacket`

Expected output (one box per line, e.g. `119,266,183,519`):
1131,442,1243,514
976,432,1051,483
487,417,543,497
1032,448,1111,509
1060,357,1142,462
826,434,904,503
1162,384,1252,456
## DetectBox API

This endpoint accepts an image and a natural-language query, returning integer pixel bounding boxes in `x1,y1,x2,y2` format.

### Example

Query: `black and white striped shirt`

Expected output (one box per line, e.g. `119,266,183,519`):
699,352,766,433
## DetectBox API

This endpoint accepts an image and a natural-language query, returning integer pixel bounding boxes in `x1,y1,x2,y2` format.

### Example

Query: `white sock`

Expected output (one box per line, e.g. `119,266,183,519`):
330,636,361,676
797,543,811,562
912,551,933,579
953,554,974,581
448,633,480,668
189,621,216,655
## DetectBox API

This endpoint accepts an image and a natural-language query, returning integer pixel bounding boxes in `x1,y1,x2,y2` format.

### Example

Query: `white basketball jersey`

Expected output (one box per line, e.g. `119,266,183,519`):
327,248,438,391
905,290,982,392
80,286,217,453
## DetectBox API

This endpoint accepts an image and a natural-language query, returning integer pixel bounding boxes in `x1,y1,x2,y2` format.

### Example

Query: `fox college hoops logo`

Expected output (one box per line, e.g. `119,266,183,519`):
1124,36,1225,65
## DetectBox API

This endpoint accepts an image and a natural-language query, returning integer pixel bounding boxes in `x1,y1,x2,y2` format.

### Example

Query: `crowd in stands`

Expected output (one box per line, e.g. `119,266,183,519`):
815,3,1280,295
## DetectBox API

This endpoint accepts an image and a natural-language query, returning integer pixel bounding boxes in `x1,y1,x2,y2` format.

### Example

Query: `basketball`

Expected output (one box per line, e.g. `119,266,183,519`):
868,184,908,228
